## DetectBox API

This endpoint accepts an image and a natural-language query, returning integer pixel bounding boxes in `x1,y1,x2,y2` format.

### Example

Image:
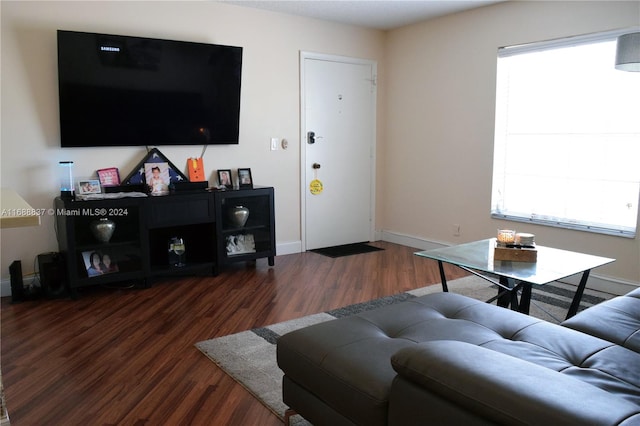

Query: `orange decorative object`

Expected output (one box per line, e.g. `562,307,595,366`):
188,157,205,182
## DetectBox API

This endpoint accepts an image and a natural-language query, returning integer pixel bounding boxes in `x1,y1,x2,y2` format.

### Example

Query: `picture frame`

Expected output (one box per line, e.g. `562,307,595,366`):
122,148,188,193
82,249,119,278
217,169,233,189
237,168,253,188
96,167,120,187
77,179,101,196
145,162,170,195
226,233,256,256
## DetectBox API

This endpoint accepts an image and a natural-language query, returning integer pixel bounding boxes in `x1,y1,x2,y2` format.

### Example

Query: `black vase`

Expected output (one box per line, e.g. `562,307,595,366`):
90,218,116,243
228,206,249,227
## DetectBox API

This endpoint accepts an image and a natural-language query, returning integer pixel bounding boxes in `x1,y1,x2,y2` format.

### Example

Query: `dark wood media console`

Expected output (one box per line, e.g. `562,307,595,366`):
54,187,275,297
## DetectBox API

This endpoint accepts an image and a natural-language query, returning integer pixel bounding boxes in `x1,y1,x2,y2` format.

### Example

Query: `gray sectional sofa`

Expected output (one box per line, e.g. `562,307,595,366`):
277,287,640,425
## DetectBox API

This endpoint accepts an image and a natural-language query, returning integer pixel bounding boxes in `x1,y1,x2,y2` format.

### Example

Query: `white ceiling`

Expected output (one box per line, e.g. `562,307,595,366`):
222,0,506,30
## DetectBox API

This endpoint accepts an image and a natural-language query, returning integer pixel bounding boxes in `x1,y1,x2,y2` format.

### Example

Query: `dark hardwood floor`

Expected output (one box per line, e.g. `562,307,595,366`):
1,241,467,425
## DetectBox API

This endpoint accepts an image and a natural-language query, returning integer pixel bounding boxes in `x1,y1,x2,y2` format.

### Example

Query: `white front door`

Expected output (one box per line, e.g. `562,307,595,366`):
301,53,377,250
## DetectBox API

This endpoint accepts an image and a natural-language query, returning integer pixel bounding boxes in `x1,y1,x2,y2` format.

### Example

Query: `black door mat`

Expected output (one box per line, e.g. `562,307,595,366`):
309,242,384,258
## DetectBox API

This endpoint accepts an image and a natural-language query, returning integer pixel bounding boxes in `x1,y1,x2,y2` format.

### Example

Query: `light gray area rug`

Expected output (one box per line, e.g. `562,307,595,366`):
195,276,614,425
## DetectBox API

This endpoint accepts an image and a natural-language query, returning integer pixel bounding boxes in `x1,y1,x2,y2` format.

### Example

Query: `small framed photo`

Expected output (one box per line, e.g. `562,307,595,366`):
238,168,253,188
77,179,101,195
96,167,120,187
82,250,119,278
217,169,233,189
145,162,170,195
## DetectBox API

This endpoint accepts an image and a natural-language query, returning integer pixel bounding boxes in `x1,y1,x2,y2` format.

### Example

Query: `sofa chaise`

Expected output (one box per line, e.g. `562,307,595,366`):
276,287,640,425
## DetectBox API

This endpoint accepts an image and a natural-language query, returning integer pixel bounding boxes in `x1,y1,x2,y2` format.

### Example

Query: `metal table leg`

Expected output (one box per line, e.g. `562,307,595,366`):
438,260,448,292
566,269,591,319
519,282,532,315
497,276,511,308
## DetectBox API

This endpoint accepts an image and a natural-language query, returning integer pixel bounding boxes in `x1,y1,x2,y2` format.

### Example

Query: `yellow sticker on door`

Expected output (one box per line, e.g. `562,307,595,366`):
310,179,324,195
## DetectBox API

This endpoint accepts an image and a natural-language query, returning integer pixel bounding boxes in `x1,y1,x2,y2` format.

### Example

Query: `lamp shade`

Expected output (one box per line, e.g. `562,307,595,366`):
615,32,640,72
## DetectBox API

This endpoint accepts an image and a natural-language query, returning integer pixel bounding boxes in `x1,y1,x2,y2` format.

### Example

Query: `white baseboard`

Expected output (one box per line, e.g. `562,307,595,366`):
559,274,637,296
378,230,450,251
0,274,37,298
276,241,302,256
0,281,8,298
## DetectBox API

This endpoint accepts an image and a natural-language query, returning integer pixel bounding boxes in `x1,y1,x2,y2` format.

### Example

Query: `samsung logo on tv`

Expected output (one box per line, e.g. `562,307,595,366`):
100,46,120,52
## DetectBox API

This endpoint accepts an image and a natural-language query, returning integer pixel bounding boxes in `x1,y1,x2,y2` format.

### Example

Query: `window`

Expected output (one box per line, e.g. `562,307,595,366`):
491,30,640,238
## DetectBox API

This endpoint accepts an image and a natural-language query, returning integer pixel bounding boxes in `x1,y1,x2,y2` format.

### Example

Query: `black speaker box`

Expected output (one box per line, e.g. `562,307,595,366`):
38,252,69,299
9,260,25,303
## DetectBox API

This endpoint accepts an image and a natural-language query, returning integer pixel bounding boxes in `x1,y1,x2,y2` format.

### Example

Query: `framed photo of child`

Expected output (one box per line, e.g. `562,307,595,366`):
217,169,233,189
145,162,170,195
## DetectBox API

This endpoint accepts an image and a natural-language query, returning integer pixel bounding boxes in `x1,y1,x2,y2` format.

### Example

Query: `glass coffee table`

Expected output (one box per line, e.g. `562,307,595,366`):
415,238,615,319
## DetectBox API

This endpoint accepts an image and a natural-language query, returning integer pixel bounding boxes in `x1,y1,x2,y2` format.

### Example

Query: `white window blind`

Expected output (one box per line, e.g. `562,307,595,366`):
491,30,640,238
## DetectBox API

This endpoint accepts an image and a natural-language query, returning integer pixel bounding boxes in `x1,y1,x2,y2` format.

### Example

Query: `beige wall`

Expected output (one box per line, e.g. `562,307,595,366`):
383,1,639,286
0,0,386,286
1,1,638,290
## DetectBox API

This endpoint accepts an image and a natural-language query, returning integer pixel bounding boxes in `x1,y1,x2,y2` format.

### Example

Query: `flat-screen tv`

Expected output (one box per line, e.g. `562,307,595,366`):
57,30,242,147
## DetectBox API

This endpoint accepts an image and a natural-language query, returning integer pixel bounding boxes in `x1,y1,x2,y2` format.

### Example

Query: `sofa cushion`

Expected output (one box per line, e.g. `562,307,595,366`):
390,341,640,425
562,287,640,353
277,291,640,425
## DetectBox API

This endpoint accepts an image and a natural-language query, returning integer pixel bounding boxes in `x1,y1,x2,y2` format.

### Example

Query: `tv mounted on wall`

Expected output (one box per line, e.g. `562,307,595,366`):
57,30,242,147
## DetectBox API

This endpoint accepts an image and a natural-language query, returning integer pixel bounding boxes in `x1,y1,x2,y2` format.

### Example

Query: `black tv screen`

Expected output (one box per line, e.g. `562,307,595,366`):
57,30,242,147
